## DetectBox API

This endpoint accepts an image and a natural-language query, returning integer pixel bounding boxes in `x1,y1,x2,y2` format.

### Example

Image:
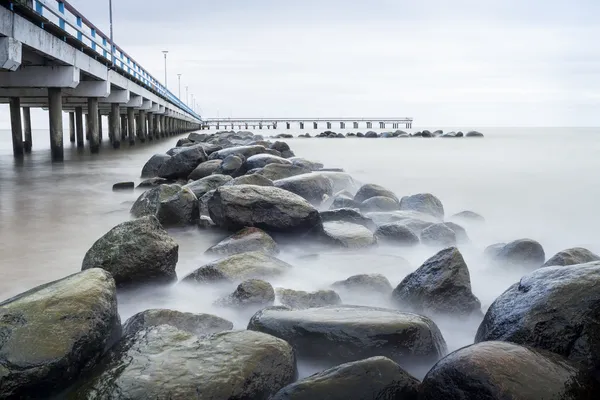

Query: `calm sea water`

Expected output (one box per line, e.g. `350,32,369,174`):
1,126,599,377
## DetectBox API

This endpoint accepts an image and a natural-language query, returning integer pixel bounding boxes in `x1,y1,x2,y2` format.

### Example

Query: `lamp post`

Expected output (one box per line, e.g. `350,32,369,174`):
162,50,169,88
177,74,182,99
185,86,189,105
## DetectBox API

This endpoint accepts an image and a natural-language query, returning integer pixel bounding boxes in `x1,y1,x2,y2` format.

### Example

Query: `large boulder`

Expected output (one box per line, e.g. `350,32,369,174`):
82,216,179,286
157,145,208,179
182,251,293,284
420,223,457,247
399,193,444,219
206,227,279,256
375,223,420,247
419,341,597,400
392,247,481,317
354,183,399,203
542,247,600,267
248,305,447,369
289,157,324,171
209,144,269,160
332,274,394,297
320,208,377,231
122,309,233,337
321,221,377,249
130,184,181,218
0,269,121,398
207,185,321,233
360,196,400,212
316,171,359,194
154,187,198,227
256,163,311,181
466,130,484,137
187,159,222,180
246,154,292,170
188,132,208,142
224,173,274,187
276,288,342,309
475,262,600,368
214,154,246,177
183,174,232,198
271,356,420,400
491,239,545,268
69,327,297,399
274,173,334,205
216,279,275,309
141,154,171,178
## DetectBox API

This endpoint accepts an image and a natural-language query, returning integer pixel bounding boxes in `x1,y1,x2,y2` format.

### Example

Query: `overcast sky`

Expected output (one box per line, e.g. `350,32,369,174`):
1,0,599,127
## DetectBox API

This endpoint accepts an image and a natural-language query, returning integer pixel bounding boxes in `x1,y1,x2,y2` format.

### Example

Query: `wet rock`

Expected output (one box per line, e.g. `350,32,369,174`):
141,154,170,178
130,184,182,218
122,309,233,337
188,132,208,142
270,141,291,153
137,177,171,188
331,273,393,296
274,173,334,205
475,262,600,368
256,163,311,180
466,130,484,137
187,159,222,180
320,208,377,231
157,145,208,179
315,171,359,194
321,221,377,248
183,174,232,198
206,227,279,256
542,247,600,267
213,154,245,177
420,341,597,400
451,210,485,223
420,223,457,247
484,242,506,259
69,327,296,400
289,157,324,171
366,210,438,228
392,247,481,317
246,154,292,170
207,185,321,233
375,223,420,246
365,131,379,138
400,193,444,219
209,144,269,160
356,132,364,138
354,183,399,203
330,193,361,210
0,269,121,399
360,196,400,212
112,181,134,191
224,173,274,187
276,288,342,309
491,239,545,268
248,305,447,369
271,356,420,400
82,216,179,286
182,251,293,284
421,130,433,138
176,138,191,147
443,222,470,243
155,187,198,227
216,279,275,309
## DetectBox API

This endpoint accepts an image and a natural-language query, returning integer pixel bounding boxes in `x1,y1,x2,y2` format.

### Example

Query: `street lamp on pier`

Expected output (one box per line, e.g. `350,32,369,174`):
162,50,169,89
177,74,182,99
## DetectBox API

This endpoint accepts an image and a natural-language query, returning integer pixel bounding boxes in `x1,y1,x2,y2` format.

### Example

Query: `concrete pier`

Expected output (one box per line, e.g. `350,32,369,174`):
109,103,121,149
120,115,127,141
127,107,135,145
9,97,23,157
139,110,147,142
22,106,32,152
153,114,159,139
69,112,75,143
75,106,84,148
98,111,103,142
147,113,154,141
88,97,99,153
48,88,63,161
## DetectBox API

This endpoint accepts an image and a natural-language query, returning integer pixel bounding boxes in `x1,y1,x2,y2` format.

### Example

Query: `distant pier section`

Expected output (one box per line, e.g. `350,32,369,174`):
201,118,414,131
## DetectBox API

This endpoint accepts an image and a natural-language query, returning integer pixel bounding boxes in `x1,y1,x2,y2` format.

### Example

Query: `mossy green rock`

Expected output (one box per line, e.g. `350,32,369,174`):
69,327,296,399
0,269,121,398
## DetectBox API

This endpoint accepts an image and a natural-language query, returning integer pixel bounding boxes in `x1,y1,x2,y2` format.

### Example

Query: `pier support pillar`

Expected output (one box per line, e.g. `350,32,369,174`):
87,98,100,153
127,107,135,145
98,110,103,142
9,97,24,158
109,103,121,148
147,112,154,141
69,112,75,142
153,114,159,138
48,88,64,161
22,106,32,152
120,115,127,141
75,106,84,148
139,110,147,142
160,116,165,137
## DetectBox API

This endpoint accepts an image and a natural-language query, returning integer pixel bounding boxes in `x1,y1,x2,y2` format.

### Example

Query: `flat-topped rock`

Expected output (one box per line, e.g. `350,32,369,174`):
224,173,274,187
246,154,292,170
321,221,377,249
255,163,311,180
274,173,334,205
122,309,233,337
183,174,232,198
276,288,342,309
208,145,269,160
206,227,279,256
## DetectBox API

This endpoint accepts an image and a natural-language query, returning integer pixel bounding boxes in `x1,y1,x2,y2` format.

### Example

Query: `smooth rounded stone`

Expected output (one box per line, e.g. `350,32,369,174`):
246,154,292,170
122,309,233,337
443,222,470,243
419,341,598,400
331,273,393,296
475,262,600,368
183,174,232,198
155,187,198,227
375,223,420,246
256,163,312,180
188,132,208,142
82,216,179,287
207,185,321,233
112,181,134,191
206,227,279,256
399,218,435,234
420,223,457,247
365,131,379,138
492,239,546,268
276,288,342,309
130,184,182,218
360,196,400,212
317,171,359,194
137,177,171,188
451,210,485,224
176,138,191,147
182,251,293,284
274,173,334,205
421,130,433,138
70,327,297,400
466,130,484,137
320,208,377,231
216,279,275,309
208,144,269,160
248,305,447,368
157,145,208,179
354,183,399,203
542,247,600,267
330,193,361,210
271,356,420,400
141,154,171,178
270,140,291,152
392,247,481,317
289,157,324,171
224,173,274,187
322,221,377,249
187,159,222,180
0,269,121,398
214,154,246,177
484,242,506,259
399,193,444,219
367,210,440,227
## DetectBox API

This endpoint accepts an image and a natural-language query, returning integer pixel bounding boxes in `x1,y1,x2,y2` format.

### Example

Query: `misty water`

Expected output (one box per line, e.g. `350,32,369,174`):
1,127,599,379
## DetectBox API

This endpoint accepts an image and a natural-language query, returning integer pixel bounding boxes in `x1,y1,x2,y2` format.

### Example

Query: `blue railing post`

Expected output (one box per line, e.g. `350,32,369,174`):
76,16,82,41
91,28,96,51
57,2,65,29
34,0,42,14
103,38,107,58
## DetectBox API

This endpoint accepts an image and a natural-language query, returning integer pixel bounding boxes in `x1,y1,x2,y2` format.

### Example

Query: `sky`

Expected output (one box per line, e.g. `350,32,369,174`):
1,0,599,127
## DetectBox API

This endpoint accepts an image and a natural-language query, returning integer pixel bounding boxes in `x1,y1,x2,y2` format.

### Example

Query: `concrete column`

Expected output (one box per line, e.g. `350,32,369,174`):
75,106,84,148
159,116,165,137
139,110,147,142
69,112,75,142
98,110,103,142
109,103,121,149
127,107,135,145
147,112,154,141
22,106,32,152
48,88,64,161
120,115,127,140
153,114,159,138
9,97,24,158
85,114,90,141
88,98,100,153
